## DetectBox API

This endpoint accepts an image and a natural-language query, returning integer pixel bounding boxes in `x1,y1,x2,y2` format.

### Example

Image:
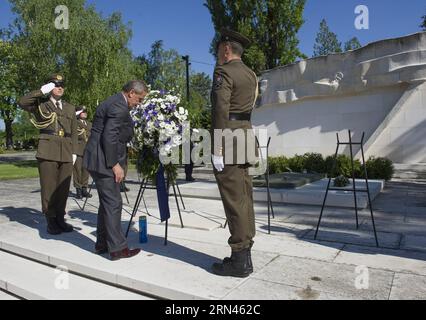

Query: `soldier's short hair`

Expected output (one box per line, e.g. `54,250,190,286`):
122,80,148,94
227,41,244,57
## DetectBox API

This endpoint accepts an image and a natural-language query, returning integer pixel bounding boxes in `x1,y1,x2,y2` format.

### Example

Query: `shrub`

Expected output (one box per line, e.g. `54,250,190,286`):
267,154,393,180
303,152,325,173
268,156,289,174
288,154,306,173
325,154,362,178
364,157,394,181
334,175,350,187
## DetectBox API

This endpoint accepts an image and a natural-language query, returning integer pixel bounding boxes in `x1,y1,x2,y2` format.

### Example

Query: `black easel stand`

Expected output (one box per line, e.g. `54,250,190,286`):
259,137,275,234
81,179,95,211
120,181,130,205
125,175,185,246
314,130,379,247
224,137,275,234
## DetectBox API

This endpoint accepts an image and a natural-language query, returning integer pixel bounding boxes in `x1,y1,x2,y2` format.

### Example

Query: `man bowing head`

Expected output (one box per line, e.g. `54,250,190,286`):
83,80,148,261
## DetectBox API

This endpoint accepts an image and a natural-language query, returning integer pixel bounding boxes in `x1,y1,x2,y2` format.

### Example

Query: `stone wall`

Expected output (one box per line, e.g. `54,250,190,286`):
253,32,426,164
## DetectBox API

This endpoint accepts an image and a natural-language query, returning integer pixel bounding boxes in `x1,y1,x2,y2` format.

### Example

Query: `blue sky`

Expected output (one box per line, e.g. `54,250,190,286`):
1,0,425,129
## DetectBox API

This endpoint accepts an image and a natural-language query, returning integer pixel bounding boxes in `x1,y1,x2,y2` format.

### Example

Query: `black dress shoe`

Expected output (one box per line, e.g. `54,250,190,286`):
186,177,195,182
110,248,141,261
46,217,62,235
94,247,108,255
56,213,74,233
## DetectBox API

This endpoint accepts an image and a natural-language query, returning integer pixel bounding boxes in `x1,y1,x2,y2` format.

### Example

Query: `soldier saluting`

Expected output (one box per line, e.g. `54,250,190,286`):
73,106,92,200
211,29,258,278
18,74,77,235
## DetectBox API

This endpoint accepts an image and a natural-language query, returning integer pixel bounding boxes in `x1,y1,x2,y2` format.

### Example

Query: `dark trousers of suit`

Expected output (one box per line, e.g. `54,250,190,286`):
90,172,128,253
38,160,73,218
185,163,194,179
214,164,256,252
73,156,90,189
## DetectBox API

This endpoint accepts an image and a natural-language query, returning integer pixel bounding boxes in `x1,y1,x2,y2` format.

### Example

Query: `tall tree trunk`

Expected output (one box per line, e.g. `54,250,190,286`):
3,110,14,150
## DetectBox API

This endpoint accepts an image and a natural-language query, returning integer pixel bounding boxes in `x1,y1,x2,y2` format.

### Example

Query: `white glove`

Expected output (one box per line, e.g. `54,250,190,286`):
212,155,224,172
40,82,56,95
72,154,77,165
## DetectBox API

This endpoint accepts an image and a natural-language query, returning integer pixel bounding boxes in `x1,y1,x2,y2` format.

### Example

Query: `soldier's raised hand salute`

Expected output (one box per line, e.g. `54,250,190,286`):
40,82,56,95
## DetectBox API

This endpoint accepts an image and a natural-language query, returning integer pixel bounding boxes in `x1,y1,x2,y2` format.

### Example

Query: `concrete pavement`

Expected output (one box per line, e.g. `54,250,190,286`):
0,172,425,300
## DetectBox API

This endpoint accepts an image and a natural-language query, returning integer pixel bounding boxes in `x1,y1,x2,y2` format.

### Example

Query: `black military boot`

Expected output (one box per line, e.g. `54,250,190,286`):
222,247,254,273
76,188,82,199
56,213,74,233
46,217,62,235
212,248,253,278
82,187,92,198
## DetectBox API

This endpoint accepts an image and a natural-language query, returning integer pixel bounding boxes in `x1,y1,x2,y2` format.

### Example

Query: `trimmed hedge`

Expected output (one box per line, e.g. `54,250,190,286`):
268,153,394,181
365,157,394,181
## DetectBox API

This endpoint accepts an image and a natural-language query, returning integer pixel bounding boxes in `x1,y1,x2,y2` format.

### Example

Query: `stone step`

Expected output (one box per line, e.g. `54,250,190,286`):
393,164,426,179
0,250,153,300
0,216,264,300
0,289,20,300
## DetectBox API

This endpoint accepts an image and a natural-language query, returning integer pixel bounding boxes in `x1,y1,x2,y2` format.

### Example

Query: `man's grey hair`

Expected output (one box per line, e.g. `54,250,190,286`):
122,80,148,94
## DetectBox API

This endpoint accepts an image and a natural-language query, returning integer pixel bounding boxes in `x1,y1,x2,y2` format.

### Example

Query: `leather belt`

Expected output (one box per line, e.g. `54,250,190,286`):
229,113,251,121
40,129,71,138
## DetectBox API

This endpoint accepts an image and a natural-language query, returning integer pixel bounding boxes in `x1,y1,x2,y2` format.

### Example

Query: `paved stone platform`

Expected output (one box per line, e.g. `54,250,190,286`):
177,179,384,209
0,174,425,300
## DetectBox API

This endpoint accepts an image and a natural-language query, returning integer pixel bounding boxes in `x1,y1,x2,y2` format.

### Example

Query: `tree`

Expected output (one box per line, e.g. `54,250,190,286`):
5,0,145,120
137,41,212,130
421,14,426,30
138,40,186,94
188,72,212,130
0,39,20,149
313,19,342,57
204,0,307,73
344,37,362,51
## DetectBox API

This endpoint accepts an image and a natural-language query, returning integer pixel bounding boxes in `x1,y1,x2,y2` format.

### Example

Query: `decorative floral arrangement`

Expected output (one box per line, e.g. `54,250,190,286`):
131,90,188,183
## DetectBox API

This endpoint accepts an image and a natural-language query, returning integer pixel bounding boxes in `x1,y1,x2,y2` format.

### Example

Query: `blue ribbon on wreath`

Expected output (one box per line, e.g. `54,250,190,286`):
156,163,171,222
138,148,170,222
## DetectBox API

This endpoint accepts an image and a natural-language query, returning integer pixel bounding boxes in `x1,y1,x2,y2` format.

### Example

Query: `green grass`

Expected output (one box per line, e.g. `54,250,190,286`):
0,160,39,180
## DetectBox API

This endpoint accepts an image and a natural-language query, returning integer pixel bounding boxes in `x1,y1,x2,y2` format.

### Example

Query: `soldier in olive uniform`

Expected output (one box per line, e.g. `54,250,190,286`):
18,74,77,235
73,106,92,199
211,29,258,278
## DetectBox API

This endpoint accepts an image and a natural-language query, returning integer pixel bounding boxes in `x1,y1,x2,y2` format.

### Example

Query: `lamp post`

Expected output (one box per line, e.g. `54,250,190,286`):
182,55,191,102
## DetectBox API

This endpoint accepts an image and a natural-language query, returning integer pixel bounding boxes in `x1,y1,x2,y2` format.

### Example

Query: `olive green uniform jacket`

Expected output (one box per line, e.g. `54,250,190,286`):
18,90,78,162
211,59,258,165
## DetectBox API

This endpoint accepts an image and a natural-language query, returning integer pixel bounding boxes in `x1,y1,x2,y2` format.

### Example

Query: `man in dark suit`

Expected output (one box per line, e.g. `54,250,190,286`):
83,80,148,261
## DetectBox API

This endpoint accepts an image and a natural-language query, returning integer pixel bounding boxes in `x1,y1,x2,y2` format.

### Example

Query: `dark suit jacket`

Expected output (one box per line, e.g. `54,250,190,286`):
83,93,133,177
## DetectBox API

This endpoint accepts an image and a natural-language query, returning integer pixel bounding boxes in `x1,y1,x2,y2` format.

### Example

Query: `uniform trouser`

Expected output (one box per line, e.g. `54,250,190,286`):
38,160,73,218
73,156,90,189
90,171,128,253
214,164,256,252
